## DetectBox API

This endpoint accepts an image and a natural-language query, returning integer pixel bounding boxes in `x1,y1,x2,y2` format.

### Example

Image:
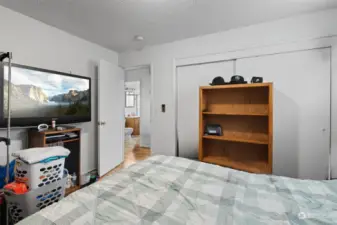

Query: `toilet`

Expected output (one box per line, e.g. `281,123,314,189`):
125,127,134,140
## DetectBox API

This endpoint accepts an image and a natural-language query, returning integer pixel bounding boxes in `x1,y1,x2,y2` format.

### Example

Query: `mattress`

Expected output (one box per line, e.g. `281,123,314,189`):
18,155,337,224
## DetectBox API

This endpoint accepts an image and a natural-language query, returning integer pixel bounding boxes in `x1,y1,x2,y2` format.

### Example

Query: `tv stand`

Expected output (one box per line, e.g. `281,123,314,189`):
28,127,81,195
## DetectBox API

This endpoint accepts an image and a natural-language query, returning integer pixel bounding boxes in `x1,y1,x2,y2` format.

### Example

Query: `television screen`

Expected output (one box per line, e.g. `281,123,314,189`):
0,63,91,127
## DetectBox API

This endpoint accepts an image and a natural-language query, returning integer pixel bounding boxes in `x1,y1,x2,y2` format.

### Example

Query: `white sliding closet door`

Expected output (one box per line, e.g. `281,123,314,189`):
177,61,234,158
236,48,331,180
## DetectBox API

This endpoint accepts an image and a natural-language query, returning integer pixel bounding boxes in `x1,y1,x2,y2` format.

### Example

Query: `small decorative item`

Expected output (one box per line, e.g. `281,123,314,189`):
229,75,247,84
72,172,77,187
57,126,65,131
51,118,57,129
66,174,73,188
209,76,226,86
37,124,49,132
251,77,263,83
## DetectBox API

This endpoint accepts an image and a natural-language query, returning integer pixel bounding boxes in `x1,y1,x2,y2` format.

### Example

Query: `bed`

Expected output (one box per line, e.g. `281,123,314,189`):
18,155,337,224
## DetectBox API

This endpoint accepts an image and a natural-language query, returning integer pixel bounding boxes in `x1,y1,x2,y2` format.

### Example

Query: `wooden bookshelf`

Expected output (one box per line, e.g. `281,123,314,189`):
199,83,273,174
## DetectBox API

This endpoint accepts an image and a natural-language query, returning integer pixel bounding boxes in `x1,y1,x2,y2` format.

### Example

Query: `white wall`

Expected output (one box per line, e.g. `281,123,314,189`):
0,6,118,174
125,108,137,117
120,8,337,177
125,103,139,117
125,68,151,148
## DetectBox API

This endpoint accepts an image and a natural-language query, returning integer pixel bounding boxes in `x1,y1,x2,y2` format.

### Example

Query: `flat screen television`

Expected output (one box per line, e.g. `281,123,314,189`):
0,63,91,127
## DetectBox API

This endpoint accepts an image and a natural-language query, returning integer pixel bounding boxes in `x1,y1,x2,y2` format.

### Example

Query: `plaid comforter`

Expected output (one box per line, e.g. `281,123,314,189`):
19,155,337,224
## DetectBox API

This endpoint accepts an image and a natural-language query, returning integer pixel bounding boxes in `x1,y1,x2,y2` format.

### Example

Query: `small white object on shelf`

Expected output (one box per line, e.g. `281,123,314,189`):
37,124,49,132
51,118,56,129
66,174,73,189
72,172,77,187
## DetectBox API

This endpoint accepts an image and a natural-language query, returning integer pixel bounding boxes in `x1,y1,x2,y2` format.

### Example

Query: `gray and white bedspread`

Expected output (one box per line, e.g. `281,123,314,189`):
18,155,337,225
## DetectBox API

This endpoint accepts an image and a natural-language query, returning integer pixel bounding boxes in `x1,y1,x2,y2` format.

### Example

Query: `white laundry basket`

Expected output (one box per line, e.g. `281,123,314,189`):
15,157,65,190
5,172,67,224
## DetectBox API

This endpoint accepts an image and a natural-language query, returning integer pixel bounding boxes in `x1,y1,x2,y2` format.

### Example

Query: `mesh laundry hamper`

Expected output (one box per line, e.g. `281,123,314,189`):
5,172,67,224
15,158,65,190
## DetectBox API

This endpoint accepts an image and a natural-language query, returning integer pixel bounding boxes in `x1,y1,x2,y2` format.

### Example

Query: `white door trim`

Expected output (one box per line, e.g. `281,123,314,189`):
124,64,154,149
175,36,337,66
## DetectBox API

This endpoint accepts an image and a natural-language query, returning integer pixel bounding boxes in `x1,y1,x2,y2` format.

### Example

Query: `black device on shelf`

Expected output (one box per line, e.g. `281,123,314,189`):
65,132,78,138
251,76,263,83
0,63,91,128
45,132,78,144
45,134,68,143
204,124,222,136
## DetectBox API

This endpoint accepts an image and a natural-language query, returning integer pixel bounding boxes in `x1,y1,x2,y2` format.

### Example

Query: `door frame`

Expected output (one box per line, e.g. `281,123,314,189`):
124,64,154,149
173,36,337,179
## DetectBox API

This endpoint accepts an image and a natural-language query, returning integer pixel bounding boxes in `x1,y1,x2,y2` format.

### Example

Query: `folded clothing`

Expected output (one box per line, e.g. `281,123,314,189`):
4,182,28,194
12,146,70,164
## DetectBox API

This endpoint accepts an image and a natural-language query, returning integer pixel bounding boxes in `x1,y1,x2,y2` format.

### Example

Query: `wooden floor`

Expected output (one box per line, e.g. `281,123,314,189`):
104,144,152,177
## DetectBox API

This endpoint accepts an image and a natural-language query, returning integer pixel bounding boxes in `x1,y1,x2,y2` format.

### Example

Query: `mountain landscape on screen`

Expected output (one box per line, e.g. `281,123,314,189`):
3,66,90,118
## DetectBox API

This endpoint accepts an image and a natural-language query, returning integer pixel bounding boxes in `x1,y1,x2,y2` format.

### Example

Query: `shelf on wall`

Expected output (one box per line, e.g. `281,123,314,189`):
202,112,268,116
202,156,269,173
46,138,80,145
200,83,270,90
203,134,268,145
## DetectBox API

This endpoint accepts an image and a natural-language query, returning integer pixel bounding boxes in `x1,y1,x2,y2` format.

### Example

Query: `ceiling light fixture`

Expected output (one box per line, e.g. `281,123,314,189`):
134,35,144,41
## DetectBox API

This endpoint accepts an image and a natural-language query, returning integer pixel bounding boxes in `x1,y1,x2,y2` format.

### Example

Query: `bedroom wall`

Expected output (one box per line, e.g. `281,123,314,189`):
0,6,119,174
120,8,337,177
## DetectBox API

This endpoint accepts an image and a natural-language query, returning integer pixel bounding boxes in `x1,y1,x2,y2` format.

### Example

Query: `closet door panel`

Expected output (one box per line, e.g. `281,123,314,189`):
236,48,330,180
177,61,234,158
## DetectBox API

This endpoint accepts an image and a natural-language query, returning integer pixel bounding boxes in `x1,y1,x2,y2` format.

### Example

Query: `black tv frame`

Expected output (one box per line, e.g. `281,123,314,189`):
0,63,91,128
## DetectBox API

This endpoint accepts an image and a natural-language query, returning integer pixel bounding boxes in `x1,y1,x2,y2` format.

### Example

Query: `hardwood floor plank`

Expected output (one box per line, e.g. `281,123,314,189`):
101,137,152,178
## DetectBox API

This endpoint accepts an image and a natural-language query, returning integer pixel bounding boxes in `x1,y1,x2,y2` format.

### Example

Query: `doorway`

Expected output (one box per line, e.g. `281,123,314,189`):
124,66,151,154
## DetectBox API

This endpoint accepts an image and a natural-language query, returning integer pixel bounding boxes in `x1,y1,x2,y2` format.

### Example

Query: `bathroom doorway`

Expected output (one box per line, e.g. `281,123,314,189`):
124,66,151,154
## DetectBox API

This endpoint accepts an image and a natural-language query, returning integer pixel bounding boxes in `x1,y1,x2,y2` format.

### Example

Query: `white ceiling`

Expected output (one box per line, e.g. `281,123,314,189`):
0,0,337,52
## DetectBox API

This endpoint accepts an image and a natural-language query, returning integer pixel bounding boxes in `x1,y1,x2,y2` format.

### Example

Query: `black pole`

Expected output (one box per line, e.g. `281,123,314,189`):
0,51,12,225
0,52,10,62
